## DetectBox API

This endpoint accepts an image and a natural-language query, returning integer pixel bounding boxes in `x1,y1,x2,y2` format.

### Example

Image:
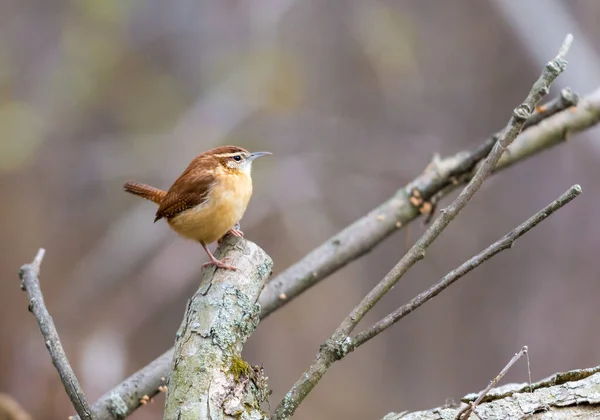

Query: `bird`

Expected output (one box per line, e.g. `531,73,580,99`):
123,145,271,271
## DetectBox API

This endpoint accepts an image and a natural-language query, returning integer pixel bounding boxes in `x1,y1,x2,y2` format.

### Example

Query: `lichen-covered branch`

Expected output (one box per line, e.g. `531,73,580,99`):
383,368,600,420
273,34,573,420
18,249,96,420
163,236,273,420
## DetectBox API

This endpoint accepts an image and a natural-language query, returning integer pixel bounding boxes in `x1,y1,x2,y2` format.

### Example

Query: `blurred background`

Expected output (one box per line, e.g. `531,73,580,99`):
2,0,600,419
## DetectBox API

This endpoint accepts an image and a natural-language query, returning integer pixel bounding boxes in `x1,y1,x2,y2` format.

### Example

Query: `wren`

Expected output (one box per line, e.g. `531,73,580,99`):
123,145,271,271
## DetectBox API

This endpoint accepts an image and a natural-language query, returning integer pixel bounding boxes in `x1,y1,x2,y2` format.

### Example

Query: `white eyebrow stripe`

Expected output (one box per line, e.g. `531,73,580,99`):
214,152,247,158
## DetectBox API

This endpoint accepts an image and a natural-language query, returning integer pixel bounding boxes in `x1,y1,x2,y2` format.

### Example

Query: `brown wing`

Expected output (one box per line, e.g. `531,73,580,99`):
154,170,215,222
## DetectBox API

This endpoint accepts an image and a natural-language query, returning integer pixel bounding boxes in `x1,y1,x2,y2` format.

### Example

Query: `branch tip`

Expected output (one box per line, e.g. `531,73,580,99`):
32,248,46,271
559,33,574,58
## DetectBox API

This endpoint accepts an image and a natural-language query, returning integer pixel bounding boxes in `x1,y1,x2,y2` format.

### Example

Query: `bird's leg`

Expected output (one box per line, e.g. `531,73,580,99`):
217,223,244,245
200,242,238,271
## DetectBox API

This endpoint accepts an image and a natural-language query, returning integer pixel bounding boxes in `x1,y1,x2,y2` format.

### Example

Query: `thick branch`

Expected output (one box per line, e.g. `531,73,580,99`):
163,236,273,420
352,185,581,348
383,368,600,420
19,249,95,420
273,34,573,420
79,77,600,420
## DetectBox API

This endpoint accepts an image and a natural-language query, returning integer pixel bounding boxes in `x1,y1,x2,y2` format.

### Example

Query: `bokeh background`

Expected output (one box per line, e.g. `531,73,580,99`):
2,0,600,419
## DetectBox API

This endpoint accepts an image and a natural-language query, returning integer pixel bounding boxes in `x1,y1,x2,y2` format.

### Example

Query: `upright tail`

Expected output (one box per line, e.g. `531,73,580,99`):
123,181,166,204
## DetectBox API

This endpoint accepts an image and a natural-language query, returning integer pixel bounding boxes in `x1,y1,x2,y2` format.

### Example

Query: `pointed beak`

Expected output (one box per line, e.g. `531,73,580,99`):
249,151,272,161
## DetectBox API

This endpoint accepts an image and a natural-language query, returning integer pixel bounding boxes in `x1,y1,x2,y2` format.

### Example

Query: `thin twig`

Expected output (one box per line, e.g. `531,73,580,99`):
421,86,579,208
273,34,573,420
522,87,579,130
456,346,529,420
353,185,581,347
19,249,96,420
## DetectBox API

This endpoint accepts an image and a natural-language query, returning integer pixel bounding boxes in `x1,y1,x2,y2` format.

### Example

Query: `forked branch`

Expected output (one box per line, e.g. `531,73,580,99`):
274,33,574,419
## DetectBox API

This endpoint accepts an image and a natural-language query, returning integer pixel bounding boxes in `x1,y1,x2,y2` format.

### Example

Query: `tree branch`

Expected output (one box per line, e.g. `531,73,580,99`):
163,235,273,420
273,33,573,420
19,249,95,420
383,367,600,420
352,185,581,348
259,84,583,318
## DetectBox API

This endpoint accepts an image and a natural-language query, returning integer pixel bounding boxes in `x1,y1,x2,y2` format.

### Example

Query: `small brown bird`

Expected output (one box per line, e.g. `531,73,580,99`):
123,145,271,271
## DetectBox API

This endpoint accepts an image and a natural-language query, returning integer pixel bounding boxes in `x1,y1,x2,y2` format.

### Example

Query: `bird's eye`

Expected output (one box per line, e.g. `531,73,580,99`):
233,155,242,161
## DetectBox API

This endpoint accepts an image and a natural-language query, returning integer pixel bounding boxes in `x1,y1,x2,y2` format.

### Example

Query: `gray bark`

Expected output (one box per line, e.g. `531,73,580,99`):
163,236,273,420
384,368,600,420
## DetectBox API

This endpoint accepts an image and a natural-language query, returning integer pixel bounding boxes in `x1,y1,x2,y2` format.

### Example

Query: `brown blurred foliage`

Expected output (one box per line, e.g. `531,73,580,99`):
1,0,600,419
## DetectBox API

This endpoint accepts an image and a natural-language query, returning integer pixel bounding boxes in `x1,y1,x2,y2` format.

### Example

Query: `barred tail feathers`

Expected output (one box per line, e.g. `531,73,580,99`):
123,181,166,204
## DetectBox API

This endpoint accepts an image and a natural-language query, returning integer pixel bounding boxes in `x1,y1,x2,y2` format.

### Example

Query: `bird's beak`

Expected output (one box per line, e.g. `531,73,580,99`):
249,151,272,161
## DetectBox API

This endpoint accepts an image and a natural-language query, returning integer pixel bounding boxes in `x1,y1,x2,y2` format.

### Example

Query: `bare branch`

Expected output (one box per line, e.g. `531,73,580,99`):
260,85,584,318
273,34,573,420
18,249,95,420
352,185,582,347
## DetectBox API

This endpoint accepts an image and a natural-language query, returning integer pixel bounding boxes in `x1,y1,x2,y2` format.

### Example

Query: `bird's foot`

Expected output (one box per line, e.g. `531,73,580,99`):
229,227,244,237
202,257,238,271
217,224,244,245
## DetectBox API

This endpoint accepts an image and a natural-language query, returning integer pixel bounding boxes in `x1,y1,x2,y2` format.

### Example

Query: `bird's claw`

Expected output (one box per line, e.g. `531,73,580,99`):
217,225,244,245
202,257,238,271
229,228,244,237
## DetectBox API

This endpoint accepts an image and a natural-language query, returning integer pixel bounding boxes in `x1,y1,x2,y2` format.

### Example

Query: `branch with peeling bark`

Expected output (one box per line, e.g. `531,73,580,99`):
163,235,273,420
383,366,600,420
273,34,574,420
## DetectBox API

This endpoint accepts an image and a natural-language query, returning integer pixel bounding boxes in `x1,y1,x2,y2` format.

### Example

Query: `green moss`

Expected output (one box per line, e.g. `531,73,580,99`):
228,355,253,381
